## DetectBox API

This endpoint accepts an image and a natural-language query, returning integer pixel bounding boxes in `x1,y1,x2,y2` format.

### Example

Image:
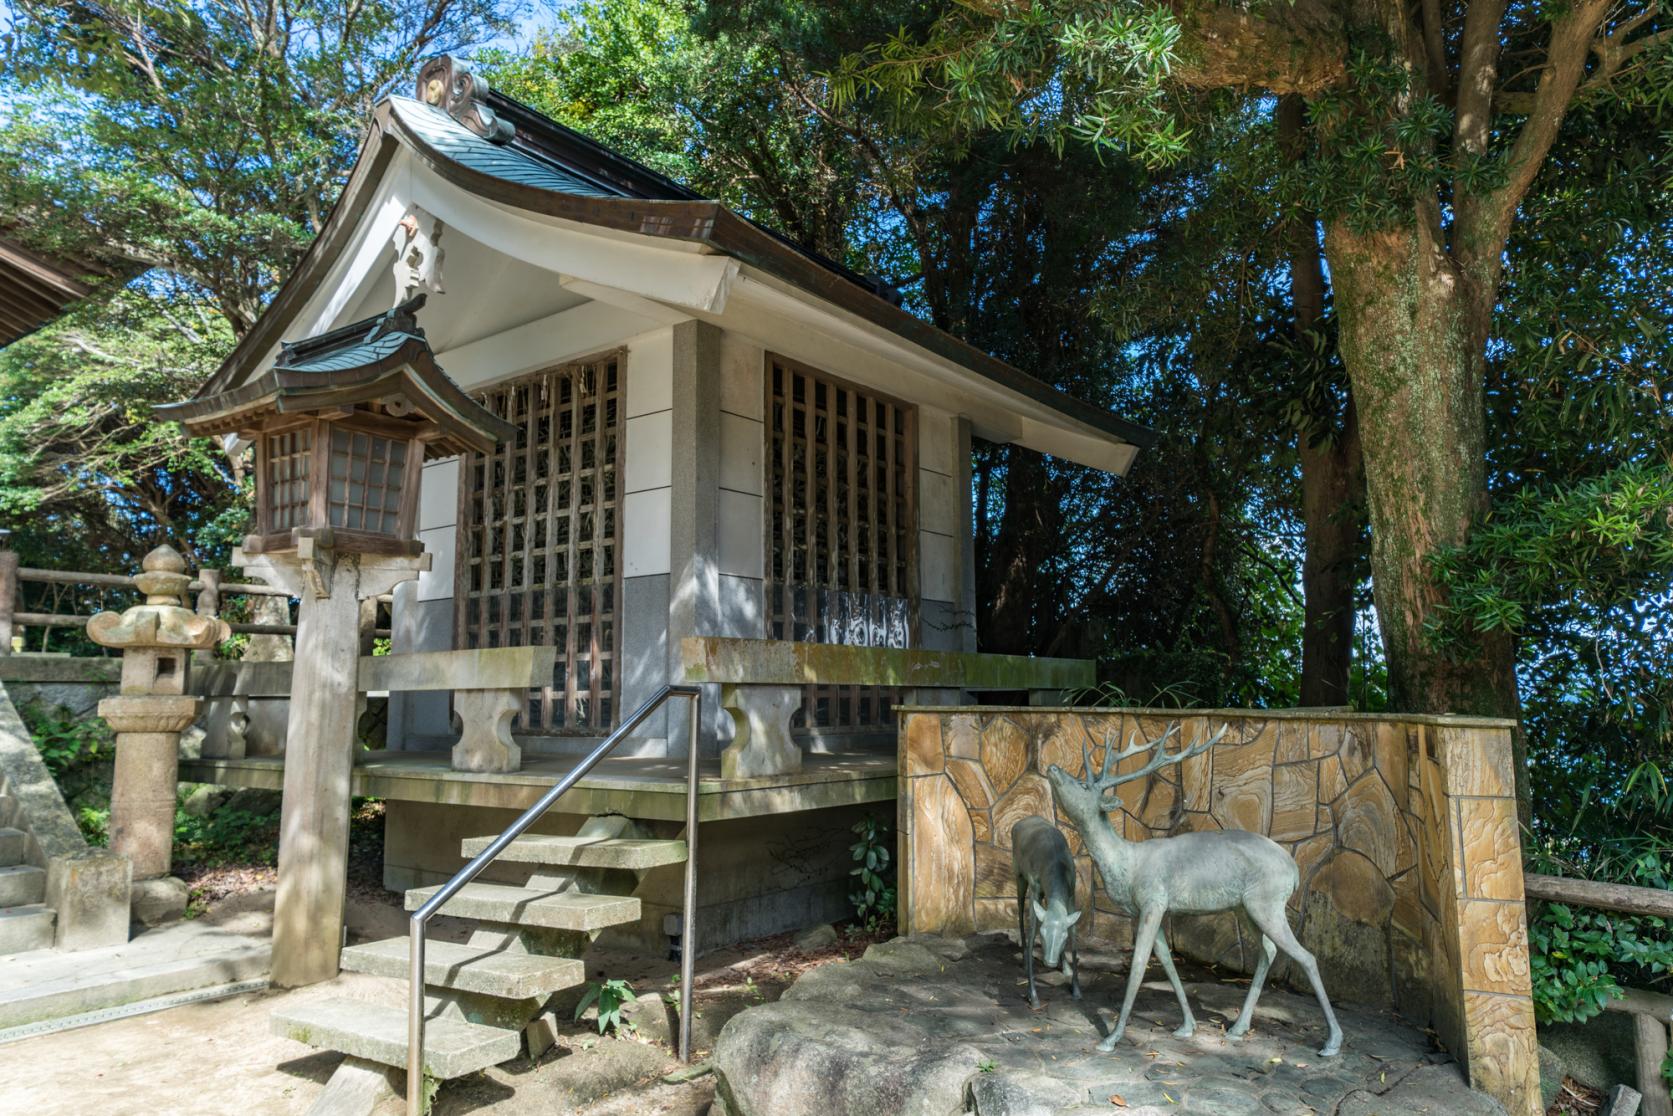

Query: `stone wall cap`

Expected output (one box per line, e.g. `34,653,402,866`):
893,705,1520,730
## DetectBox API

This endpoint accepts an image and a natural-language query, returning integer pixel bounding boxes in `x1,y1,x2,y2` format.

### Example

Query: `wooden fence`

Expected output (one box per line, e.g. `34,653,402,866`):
0,544,391,653
1525,874,1673,1116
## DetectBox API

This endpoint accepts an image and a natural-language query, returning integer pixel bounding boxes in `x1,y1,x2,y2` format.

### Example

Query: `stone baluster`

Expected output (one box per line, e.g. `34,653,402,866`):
87,545,230,921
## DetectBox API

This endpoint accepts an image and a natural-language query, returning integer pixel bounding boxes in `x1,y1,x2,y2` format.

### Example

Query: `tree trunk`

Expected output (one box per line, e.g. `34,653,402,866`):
1323,217,1522,727
1298,421,1365,706
1282,95,1366,708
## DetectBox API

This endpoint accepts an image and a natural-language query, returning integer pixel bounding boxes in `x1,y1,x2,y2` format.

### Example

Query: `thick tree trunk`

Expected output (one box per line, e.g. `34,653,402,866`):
1282,96,1367,708
1323,218,1522,728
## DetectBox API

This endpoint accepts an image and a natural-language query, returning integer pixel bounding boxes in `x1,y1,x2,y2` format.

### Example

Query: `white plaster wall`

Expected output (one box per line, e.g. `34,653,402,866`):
623,328,675,578
416,457,460,603
715,332,766,638
917,405,960,605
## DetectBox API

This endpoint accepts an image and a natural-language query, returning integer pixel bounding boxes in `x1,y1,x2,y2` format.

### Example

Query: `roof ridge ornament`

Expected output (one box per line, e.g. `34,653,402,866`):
417,55,514,144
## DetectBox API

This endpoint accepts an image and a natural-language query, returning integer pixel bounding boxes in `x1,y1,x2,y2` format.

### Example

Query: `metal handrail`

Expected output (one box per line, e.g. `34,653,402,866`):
406,684,703,1114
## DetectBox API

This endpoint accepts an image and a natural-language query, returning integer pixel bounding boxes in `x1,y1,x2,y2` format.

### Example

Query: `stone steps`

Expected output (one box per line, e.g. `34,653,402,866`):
457,834,687,870
402,883,639,932
273,819,666,1102
0,864,45,907
0,904,54,955
0,827,27,867
271,997,522,1080
341,937,586,1000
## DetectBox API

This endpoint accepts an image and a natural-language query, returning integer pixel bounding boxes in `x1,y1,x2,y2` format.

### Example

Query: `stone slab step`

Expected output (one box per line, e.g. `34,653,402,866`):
0,864,45,907
341,937,585,1000
458,834,687,870
0,828,27,867
0,904,54,956
271,997,521,1080
403,883,639,932
0,931,269,1028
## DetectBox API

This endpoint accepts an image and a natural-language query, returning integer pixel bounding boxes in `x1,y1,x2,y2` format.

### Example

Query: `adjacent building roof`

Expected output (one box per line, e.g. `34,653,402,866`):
0,237,114,348
197,56,1155,462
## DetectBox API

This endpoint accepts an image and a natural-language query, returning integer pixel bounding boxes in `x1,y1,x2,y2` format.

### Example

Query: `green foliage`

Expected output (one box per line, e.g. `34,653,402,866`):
1429,466,1673,649
19,700,115,843
574,978,638,1035
827,0,1185,166
0,0,516,566
26,702,112,781
173,797,282,869
1527,851,1673,1027
849,815,896,931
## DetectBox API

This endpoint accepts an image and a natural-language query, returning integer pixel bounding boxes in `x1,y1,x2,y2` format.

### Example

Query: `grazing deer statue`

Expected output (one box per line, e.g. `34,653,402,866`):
1045,723,1343,1057
1011,816,1082,1008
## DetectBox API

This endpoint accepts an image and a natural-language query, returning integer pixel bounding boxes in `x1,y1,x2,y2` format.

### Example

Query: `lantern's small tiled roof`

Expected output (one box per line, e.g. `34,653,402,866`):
274,297,430,375
157,294,516,457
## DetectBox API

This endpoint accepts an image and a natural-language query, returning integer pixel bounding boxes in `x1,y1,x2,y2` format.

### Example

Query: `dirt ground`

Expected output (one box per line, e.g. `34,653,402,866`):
0,881,884,1116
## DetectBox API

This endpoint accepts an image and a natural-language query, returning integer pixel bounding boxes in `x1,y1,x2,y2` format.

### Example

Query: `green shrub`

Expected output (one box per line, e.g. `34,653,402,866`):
849,814,897,931
1527,845,1673,1083
19,700,113,844
28,703,111,777
173,797,281,868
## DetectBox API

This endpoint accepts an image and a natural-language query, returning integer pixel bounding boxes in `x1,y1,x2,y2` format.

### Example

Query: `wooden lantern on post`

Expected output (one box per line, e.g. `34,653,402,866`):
157,293,514,986
161,294,514,590
253,409,424,555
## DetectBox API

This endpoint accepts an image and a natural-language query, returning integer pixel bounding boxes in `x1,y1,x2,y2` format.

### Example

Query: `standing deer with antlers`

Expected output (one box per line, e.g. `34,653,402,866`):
1045,723,1343,1057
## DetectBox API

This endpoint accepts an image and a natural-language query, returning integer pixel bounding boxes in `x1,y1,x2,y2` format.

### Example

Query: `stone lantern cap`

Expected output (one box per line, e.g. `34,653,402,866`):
87,545,231,655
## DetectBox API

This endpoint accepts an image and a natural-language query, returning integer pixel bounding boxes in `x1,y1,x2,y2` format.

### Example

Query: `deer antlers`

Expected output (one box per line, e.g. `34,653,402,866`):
1073,722,1229,802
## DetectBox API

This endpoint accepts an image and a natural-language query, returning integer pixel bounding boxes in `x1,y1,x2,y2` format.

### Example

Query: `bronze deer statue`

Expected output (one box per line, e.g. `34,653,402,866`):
1045,723,1343,1057
1011,815,1082,1007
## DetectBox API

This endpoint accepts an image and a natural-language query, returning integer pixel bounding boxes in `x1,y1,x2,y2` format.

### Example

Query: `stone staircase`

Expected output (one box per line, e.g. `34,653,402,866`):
0,792,53,955
272,817,687,1090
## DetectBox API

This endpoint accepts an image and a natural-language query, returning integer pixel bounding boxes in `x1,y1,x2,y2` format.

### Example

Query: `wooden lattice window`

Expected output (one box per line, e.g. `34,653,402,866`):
766,356,917,730
456,354,624,733
327,429,407,534
265,428,312,530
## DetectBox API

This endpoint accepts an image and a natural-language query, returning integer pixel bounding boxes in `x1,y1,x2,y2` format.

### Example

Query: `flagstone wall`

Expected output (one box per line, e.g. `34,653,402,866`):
897,706,1539,1116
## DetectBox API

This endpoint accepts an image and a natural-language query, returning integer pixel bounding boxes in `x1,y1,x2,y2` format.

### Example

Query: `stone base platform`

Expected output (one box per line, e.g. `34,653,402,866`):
711,933,1509,1116
0,918,269,1033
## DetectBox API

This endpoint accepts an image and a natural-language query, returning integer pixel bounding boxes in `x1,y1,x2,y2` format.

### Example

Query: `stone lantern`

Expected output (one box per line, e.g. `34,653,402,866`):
157,293,513,985
88,545,230,920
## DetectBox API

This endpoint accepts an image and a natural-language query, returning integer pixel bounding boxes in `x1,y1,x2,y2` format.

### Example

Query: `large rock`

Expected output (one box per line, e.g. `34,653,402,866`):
711,933,1493,1116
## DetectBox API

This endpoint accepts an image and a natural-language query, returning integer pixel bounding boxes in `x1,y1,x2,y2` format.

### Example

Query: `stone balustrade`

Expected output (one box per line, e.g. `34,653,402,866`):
360,646,557,773
190,647,556,773
680,637,1095,779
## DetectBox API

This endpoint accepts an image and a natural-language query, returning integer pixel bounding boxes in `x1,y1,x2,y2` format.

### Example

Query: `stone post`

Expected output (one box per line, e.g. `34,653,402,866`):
0,529,17,654
239,538,426,987
87,546,230,922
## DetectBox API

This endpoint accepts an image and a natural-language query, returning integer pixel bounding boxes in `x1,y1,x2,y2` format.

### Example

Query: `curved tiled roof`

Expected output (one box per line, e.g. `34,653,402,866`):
390,98,621,200
195,67,1156,462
